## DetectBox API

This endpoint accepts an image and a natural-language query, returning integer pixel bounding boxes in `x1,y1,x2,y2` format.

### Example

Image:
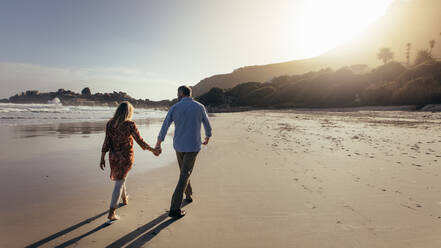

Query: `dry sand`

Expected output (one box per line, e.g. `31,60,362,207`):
1,110,441,247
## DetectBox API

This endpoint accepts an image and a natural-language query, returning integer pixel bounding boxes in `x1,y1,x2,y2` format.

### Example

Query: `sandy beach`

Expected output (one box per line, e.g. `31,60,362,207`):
1,110,441,248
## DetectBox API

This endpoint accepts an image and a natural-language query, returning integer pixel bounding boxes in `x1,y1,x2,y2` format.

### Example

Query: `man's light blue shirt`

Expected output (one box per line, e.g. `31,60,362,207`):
158,97,212,152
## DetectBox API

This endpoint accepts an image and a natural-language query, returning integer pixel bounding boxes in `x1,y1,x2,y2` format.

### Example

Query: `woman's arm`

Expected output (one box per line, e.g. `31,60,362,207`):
100,122,111,170
130,122,153,151
102,122,111,153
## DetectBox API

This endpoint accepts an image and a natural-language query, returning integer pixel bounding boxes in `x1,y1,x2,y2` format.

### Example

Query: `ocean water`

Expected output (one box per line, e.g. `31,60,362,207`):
0,103,167,125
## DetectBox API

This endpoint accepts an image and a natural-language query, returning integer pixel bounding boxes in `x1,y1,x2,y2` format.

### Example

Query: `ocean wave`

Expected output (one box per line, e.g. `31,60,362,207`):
0,103,166,125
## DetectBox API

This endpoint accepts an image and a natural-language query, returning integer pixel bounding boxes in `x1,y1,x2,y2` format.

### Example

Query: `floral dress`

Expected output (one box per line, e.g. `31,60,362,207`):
101,120,149,180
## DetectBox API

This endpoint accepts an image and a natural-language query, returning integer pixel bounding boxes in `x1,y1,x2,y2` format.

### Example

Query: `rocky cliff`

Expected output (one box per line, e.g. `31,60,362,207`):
5,88,174,108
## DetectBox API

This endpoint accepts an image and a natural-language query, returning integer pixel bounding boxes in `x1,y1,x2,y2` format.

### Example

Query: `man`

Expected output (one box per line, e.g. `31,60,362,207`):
155,85,212,218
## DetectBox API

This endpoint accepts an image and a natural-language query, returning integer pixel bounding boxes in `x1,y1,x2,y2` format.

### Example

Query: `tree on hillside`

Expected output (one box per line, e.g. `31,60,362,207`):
377,48,394,64
196,88,226,107
415,49,433,65
429,40,436,54
239,86,276,107
406,43,411,66
225,82,261,98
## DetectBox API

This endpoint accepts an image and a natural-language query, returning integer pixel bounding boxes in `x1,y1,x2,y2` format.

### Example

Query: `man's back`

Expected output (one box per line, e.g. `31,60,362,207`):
158,97,212,152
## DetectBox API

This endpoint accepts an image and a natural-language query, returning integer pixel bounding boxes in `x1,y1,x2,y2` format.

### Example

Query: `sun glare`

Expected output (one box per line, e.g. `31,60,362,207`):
295,0,394,58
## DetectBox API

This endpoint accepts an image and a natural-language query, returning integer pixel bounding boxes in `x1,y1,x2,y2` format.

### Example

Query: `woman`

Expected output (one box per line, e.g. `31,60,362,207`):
100,101,154,221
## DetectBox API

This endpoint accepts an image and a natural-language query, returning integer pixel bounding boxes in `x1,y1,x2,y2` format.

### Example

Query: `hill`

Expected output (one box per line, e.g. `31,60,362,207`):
192,0,441,97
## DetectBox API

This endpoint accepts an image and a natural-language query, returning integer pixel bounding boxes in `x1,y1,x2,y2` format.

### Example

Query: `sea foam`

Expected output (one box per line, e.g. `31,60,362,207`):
0,103,166,125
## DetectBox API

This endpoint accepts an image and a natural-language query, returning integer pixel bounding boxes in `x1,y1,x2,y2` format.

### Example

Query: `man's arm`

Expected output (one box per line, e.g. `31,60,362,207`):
155,106,174,153
201,106,212,145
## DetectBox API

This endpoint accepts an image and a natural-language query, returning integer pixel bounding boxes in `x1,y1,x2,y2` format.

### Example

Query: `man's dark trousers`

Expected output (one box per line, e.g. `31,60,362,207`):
170,151,198,210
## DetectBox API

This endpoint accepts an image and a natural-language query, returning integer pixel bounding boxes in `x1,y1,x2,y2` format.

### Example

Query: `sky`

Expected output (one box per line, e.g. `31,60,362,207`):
0,0,393,100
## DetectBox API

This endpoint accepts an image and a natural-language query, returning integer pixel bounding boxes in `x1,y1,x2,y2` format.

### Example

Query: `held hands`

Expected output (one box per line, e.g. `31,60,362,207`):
144,143,161,156
144,137,209,158
152,139,162,157
152,146,162,156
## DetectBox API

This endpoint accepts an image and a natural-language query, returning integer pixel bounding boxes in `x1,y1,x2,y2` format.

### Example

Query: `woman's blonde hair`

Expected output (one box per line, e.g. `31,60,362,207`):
112,101,134,127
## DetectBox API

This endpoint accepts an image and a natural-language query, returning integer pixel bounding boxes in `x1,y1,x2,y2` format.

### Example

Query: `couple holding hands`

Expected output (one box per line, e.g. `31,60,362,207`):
100,86,212,221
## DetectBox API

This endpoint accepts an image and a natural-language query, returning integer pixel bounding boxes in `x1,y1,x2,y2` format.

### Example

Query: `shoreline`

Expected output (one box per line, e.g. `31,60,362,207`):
206,104,441,113
2,101,441,113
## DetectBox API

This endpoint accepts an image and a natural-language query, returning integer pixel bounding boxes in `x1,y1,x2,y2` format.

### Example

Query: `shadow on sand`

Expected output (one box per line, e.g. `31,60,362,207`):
53,222,110,248
26,201,190,248
106,201,190,248
25,204,124,248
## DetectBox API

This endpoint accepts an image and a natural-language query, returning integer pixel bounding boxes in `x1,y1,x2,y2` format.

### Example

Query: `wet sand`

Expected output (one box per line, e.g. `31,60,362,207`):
1,110,441,247
0,119,176,246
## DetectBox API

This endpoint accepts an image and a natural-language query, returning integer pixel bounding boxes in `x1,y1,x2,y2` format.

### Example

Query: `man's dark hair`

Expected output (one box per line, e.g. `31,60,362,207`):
178,85,192,96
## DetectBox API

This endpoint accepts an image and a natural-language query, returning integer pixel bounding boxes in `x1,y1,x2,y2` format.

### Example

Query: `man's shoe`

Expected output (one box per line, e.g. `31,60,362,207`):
185,197,193,203
168,209,186,218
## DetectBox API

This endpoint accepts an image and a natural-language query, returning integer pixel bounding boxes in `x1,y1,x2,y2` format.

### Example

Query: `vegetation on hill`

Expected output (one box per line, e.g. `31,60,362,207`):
196,61,441,109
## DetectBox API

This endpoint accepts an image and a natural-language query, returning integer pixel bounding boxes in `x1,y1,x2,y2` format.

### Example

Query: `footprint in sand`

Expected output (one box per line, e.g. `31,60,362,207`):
343,205,355,212
337,223,362,231
301,185,313,192
400,203,417,210
304,202,316,209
